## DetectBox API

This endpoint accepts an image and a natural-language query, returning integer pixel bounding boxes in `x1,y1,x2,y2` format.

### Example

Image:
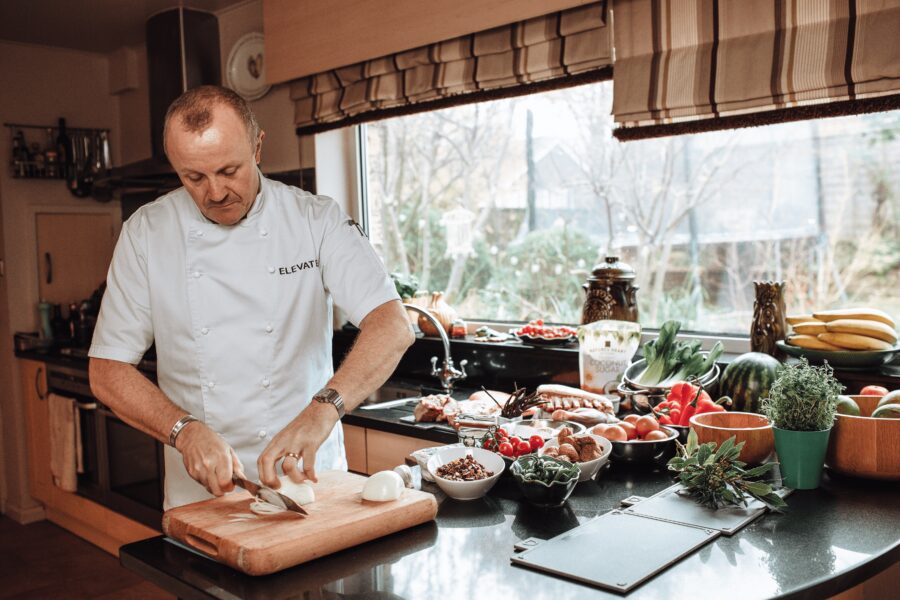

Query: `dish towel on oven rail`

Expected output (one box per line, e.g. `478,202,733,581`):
48,393,78,492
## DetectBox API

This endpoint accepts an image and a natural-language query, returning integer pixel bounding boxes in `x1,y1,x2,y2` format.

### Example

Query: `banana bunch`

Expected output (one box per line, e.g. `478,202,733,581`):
786,308,898,352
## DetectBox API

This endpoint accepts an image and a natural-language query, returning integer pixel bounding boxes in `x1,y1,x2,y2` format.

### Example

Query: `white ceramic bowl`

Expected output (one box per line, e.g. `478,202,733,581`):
541,434,612,482
426,447,505,501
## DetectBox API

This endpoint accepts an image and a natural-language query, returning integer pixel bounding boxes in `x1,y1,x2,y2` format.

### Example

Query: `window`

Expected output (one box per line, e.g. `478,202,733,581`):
362,81,900,335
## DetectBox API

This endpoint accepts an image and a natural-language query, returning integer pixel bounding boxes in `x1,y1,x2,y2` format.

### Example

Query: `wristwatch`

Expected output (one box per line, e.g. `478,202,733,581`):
313,387,345,418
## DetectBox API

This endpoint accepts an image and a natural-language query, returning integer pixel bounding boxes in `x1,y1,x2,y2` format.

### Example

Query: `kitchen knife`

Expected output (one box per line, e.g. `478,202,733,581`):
232,475,308,516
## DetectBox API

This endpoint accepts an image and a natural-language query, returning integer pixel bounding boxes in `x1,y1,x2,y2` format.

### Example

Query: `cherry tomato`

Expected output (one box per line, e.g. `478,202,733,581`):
528,435,544,451
482,437,495,450
498,442,514,457
516,440,532,456
509,436,522,448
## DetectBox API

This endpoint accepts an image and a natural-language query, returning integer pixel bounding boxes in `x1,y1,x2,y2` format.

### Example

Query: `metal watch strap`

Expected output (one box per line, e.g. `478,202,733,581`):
168,415,198,447
314,387,345,418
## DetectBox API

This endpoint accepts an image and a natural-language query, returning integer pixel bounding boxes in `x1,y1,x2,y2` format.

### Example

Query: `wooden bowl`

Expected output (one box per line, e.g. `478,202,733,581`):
826,395,900,481
689,412,775,465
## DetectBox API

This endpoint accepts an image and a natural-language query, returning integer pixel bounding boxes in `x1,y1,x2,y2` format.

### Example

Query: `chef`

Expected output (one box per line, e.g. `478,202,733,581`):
88,85,414,509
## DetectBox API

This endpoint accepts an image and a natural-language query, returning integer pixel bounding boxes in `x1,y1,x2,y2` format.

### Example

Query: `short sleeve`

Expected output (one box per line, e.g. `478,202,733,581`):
317,198,400,326
88,213,154,364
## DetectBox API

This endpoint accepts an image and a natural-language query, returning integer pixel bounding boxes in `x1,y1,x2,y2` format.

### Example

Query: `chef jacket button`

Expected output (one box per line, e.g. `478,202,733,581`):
258,430,267,439
267,266,275,274
196,230,204,237
260,228,268,237
265,324,273,333
262,378,271,388
208,381,216,389
192,270,201,278
200,327,209,335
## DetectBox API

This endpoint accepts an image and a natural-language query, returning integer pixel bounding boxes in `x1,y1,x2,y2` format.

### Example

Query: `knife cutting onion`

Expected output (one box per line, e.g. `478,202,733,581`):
362,470,404,501
249,476,315,515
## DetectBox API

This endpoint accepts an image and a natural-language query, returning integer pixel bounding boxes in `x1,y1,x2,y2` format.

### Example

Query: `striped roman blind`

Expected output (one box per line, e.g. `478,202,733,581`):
611,0,900,140
290,2,611,136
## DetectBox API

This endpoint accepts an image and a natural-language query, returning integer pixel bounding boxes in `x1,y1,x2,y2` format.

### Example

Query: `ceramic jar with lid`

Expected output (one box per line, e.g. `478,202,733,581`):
581,256,640,324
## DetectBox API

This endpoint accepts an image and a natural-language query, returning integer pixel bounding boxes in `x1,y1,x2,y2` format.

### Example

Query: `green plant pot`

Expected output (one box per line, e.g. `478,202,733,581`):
773,426,832,489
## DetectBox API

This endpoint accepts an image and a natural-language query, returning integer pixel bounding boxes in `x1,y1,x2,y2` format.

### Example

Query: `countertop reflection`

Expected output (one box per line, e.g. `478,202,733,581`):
121,467,900,600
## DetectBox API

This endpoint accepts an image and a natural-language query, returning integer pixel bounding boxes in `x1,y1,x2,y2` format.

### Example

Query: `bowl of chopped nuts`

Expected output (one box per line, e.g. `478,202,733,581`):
427,447,505,501
541,432,612,482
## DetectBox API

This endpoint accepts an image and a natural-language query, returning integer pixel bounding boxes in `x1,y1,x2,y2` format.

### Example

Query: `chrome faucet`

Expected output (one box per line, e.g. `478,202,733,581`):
402,303,468,392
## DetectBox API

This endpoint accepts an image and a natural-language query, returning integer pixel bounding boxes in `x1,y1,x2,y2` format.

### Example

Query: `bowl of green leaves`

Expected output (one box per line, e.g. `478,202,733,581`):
624,320,724,391
511,454,580,508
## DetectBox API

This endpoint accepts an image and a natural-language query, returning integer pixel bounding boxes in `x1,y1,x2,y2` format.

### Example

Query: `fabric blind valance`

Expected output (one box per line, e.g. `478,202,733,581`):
612,0,900,141
290,2,611,136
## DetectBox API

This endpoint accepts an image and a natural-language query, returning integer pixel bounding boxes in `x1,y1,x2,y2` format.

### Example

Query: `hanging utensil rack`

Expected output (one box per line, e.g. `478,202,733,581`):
4,122,112,184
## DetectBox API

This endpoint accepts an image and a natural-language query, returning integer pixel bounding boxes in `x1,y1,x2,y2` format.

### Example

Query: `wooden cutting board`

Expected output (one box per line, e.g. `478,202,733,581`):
162,470,438,575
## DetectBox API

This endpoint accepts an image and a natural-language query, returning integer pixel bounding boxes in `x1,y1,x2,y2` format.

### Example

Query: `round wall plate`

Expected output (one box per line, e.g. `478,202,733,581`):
226,32,271,101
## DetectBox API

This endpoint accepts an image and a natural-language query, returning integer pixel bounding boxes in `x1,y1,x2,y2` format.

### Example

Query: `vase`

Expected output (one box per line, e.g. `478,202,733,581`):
751,281,787,360
773,426,832,489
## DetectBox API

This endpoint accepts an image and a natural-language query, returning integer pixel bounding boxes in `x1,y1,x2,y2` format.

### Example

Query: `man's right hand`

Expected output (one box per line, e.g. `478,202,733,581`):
175,421,244,497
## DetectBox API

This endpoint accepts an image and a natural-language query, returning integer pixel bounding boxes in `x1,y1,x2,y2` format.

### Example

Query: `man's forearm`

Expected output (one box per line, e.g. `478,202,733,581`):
89,357,189,445
327,300,415,412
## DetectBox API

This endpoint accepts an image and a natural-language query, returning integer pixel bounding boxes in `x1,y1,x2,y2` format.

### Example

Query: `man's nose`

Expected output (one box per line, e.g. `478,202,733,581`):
207,177,228,203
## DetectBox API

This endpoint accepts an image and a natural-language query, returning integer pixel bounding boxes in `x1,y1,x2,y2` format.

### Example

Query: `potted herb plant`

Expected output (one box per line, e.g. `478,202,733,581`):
762,359,843,489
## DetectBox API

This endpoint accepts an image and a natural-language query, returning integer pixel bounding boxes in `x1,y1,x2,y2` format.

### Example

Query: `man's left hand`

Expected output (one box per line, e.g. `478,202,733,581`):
257,401,339,487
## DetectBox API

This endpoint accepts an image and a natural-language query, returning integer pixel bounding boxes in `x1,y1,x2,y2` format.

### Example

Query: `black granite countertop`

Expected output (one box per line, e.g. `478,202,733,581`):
120,465,899,600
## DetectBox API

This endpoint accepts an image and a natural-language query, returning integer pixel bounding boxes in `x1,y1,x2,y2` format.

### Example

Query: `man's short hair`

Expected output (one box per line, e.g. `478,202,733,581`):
163,85,260,155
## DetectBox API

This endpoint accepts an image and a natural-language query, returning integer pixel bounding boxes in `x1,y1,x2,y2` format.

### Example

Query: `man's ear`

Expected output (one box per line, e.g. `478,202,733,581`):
255,131,266,163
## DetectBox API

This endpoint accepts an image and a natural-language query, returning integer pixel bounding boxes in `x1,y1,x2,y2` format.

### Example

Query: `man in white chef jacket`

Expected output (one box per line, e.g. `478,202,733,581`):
88,86,414,509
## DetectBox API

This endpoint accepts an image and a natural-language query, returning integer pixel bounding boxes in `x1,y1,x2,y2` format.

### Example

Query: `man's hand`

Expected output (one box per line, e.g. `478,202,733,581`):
257,401,339,487
176,421,245,496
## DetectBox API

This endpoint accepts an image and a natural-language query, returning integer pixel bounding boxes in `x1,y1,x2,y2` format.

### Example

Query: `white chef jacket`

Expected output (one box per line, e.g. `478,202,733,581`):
89,172,399,509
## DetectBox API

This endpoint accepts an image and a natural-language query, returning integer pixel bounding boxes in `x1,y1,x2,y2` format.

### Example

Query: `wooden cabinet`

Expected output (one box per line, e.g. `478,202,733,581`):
343,424,367,474
365,429,440,474
36,212,116,305
21,359,52,504
343,423,441,475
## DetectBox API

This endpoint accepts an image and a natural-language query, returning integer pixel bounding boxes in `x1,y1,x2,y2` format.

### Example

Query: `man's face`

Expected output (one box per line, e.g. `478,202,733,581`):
166,105,264,226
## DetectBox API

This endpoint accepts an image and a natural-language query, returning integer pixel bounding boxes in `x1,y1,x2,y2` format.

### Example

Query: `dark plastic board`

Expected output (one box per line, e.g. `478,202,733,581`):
624,484,788,535
510,510,718,594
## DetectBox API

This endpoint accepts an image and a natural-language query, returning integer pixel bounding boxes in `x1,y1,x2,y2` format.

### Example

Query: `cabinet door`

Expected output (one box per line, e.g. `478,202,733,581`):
36,212,116,305
21,360,52,504
366,429,440,475
343,424,367,474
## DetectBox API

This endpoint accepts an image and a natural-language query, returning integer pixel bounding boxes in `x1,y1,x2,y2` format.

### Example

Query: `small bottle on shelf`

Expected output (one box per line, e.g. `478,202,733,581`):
56,118,71,180
11,130,26,177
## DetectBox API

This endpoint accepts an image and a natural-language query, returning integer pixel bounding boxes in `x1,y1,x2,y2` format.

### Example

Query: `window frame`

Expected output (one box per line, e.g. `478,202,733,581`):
353,121,752,353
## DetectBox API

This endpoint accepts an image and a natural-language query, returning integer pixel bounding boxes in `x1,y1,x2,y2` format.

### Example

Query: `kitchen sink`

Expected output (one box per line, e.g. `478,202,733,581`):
359,381,424,408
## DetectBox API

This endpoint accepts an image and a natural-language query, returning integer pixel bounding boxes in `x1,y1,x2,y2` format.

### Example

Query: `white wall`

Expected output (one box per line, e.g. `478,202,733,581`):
0,40,123,521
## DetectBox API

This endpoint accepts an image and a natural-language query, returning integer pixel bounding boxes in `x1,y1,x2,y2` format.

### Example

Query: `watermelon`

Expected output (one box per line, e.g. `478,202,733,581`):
836,395,860,416
719,352,781,414
871,404,900,419
876,390,900,409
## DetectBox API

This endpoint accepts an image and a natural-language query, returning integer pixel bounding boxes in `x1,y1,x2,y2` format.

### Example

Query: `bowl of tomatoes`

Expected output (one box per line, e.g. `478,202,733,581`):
479,426,545,469
590,414,678,465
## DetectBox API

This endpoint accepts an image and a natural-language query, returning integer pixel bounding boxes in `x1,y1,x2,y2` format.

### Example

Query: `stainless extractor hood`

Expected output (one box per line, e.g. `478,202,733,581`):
93,7,220,198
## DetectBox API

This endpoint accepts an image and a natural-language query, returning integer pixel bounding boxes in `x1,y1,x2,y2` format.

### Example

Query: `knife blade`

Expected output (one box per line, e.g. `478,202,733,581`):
232,475,308,516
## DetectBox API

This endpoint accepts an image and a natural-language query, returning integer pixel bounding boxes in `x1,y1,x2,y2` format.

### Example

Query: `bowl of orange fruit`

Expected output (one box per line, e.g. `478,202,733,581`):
590,414,678,465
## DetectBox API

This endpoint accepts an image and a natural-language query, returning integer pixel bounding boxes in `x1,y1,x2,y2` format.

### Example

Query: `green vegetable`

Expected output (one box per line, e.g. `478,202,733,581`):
511,454,579,486
719,352,781,414
667,429,787,511
636,320,724,387
390,272,419,299
877,390,900,409
762,359,843,431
